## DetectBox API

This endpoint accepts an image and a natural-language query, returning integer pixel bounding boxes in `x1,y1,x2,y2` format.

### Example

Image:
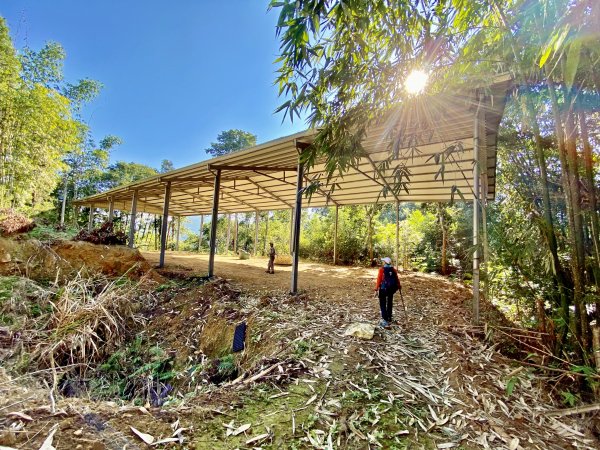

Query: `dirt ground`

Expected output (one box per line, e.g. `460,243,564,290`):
1,249,598,449
142,251,379,299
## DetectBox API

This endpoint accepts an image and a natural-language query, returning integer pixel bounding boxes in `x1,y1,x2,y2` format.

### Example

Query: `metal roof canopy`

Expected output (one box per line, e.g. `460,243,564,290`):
76,79,510,215
76,77,511,322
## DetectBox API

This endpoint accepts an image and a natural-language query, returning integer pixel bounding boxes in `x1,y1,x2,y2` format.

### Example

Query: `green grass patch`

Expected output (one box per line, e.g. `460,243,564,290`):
26,224,78,241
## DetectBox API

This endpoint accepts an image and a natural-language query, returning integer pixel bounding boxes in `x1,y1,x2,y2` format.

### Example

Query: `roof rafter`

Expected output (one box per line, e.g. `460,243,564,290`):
246,178,294,208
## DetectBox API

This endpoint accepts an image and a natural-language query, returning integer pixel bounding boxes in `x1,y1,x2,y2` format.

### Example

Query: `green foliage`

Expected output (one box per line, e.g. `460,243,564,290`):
20,42,66,88
560,390,580,407
95,336,175,401
217,354,237,378
159,159,174,173
293,339,312,358
205,129,257,157
0,276,21,304
505,376,519,397
96,161,158,191
0,275,52,328
0,18,80,214
271,0,600,367
0,16,121,220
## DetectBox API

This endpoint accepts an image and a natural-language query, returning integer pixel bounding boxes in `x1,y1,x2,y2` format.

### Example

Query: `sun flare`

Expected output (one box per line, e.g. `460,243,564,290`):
404,69,429,95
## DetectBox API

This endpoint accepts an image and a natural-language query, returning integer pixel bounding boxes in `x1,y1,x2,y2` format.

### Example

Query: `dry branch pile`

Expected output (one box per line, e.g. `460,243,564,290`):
74,221,127,245
0,209,35,236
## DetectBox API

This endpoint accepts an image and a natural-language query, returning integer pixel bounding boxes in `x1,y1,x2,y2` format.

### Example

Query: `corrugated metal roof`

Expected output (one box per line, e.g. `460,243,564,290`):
75,78,511,215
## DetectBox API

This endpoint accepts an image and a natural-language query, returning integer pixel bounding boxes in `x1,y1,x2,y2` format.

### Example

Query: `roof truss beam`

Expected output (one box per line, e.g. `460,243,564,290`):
207,164,297,172
246,178,293,208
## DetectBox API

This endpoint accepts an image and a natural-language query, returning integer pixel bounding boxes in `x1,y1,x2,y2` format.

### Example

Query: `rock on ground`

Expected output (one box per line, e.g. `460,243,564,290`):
344,322,376,339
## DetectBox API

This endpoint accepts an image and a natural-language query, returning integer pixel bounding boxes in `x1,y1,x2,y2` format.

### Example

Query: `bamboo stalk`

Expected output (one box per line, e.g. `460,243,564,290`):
544,402,600,417
593,326,600,372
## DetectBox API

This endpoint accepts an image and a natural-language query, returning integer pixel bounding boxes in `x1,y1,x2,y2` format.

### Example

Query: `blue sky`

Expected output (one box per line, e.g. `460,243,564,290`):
1,1,306,170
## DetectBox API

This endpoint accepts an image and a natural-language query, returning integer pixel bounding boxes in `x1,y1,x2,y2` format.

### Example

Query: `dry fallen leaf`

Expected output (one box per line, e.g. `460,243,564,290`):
305,394,318,406
509,437,520,450
130,426,155,445
7,412,33,422
231,423,251,436
437,443,457,449
39,424,59,450
246,433,270,444
152,437,180,445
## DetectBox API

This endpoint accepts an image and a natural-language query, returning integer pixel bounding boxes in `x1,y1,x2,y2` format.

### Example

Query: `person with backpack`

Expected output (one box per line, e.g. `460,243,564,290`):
375,257,401,327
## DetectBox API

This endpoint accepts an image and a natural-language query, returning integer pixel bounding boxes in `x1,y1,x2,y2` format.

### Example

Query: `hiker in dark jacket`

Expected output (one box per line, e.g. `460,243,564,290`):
375,257,401,327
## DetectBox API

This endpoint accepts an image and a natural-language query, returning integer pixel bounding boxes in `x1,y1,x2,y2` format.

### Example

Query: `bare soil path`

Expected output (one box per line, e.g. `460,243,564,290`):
141,250,378,300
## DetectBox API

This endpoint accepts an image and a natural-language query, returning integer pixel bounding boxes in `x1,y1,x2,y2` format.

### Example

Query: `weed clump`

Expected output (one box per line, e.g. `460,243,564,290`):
202,354,239,384
29,272,143,373
87,336,175,405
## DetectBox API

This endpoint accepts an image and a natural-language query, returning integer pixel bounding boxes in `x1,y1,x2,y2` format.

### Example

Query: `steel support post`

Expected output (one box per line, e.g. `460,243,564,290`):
159,182,171,268
333,205,339,265
128,191,138,248
208,170,221,277
175,216,181,251
264,213,269,253
108,199,115,222
472,97,482,325
290,162,304,294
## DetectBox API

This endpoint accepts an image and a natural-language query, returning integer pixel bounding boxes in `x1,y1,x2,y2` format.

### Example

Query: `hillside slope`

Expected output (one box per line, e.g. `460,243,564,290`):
0,248,597,449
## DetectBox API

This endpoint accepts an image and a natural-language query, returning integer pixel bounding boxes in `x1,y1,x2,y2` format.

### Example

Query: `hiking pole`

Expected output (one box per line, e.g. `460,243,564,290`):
399,287,408,321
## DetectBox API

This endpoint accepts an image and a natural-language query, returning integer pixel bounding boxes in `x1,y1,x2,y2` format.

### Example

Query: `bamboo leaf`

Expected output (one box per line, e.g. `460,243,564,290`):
564,39,582,89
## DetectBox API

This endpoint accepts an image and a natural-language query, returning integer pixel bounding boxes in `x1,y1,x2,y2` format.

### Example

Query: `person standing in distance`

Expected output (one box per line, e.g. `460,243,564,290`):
266,242,276,274
375,257,401,327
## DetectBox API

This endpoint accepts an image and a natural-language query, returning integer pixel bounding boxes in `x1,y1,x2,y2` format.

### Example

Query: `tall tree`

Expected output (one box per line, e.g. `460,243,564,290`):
205,129,257,157
97,161,158,191
159,159,174,173
0,18,80,214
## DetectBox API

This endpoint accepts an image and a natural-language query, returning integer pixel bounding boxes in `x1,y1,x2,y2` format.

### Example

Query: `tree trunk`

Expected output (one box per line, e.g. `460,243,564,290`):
525,95,571,344
368,215,373,261
579,111,600,277
264,213,269,253
548,78,588,357
235,214,239,253
72,181,79,227
60,176,68,227
564,101,590,353
226,214,231,252
439,204,448,275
